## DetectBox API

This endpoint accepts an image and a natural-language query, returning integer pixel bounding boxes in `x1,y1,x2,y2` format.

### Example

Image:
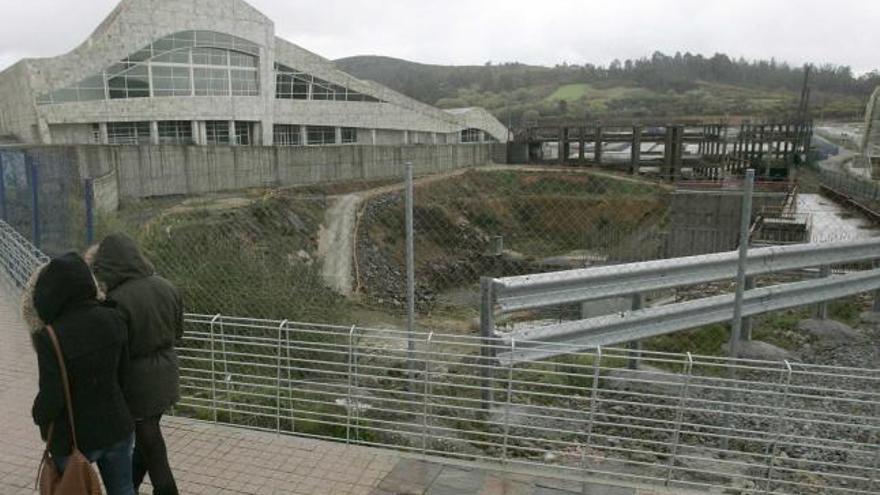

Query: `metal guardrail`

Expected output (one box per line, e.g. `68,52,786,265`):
482,237,880,363
490,238,880,314
1,220,878,494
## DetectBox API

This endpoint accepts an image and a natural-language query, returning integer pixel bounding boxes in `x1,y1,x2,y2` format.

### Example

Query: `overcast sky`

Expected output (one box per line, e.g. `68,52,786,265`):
0,0,877,74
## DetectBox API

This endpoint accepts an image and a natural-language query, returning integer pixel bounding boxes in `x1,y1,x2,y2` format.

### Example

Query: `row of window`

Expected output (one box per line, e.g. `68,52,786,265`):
275,64,382,103
97,121,254,145
273,125,358,146
95,122,362,146
36,32,385,106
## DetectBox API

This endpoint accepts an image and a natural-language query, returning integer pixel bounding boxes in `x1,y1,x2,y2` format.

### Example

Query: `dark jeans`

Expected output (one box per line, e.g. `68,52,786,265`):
133,414,178,495
55,433,135,495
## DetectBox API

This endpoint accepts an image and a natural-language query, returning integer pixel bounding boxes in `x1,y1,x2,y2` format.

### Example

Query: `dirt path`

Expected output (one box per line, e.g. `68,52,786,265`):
317,164,663,296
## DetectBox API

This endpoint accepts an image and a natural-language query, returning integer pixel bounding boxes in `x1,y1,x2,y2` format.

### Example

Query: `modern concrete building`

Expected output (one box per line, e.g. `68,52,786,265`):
0,0,507,147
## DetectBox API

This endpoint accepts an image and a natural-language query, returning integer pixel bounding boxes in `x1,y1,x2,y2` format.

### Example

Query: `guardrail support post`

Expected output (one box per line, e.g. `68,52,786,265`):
741,277,755,341
728,169,755,358
815,265,831,320
480,277,496,411
628,293,643,370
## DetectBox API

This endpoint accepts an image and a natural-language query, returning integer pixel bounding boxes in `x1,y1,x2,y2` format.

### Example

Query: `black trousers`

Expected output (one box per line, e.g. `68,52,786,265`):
132,415,178,495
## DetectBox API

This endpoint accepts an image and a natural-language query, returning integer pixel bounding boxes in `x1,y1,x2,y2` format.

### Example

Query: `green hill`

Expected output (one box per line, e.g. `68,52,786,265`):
335,54,876,125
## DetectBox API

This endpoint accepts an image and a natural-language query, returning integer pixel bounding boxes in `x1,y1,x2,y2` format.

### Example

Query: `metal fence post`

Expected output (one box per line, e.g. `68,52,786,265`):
421,332,433,455
764,360,794,492
581,346,603,494
665,353,694,486
209,314,221,424
347,325,356,445
742,277,755,341
728,169,755,358
816,265,831,319
628,294,643,370
502,339,515,463
276,320,287,434
479,277,496,410
27,155,40,249
405,161,416,384
84,178,95,246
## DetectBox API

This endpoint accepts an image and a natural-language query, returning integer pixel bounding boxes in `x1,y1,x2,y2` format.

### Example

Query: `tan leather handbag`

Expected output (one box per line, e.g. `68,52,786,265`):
35,325,102,495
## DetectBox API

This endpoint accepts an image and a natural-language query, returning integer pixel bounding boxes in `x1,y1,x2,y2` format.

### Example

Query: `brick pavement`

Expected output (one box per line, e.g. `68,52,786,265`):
0,281,671,495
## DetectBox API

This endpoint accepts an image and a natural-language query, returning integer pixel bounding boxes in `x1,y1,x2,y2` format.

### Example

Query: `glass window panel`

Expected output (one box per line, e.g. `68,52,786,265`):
158,121,193,145
273,125,302,146
78,88,106,100
152,38,174,54
127,48,152,62
341,128,358,144
307,126,337,146
195,31,216,46
213,33,233,49
230,52,257,68
205,121,230,145
234,121,252,146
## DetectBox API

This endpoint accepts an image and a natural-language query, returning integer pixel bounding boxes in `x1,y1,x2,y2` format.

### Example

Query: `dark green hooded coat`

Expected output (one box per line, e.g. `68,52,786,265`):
93,234,184,419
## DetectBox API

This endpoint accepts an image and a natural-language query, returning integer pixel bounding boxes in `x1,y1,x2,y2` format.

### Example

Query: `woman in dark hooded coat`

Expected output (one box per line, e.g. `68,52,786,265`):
28,253,135,495
92,233,183,495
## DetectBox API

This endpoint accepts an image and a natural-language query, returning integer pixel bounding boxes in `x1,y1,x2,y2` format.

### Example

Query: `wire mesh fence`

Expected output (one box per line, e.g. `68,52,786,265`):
169,315,879,495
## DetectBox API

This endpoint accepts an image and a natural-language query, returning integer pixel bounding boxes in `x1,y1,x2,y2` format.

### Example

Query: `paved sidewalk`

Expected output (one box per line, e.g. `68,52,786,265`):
0,282,664,495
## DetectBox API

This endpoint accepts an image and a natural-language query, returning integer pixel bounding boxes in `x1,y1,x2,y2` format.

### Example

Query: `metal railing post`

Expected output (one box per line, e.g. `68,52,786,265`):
421,332,433,455
502,338,515,463
405,161,416,385
209,314,221,424
581,346,603,495
628,293,643,370
287,325,295,434
346,325,356,444
479,277,496,410
27,155,40,249
276,320,287,434
816,265,832,319
665,353,694,486
729,169,755,358
764,360,794,493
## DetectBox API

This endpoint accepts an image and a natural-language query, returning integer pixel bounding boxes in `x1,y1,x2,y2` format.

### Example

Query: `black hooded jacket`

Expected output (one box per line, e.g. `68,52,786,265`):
93,233,184,418
31,253,134,457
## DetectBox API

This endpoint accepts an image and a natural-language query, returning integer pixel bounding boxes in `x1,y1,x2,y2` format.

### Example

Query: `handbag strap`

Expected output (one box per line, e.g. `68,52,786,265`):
44,325,79,450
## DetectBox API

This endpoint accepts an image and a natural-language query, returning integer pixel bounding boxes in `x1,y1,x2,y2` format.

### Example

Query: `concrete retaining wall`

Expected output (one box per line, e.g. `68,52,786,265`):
17,143,502,205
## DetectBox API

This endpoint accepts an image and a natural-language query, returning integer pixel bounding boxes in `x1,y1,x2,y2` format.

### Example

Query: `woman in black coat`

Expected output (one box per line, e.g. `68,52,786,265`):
92,233,183,495
28,253,135,495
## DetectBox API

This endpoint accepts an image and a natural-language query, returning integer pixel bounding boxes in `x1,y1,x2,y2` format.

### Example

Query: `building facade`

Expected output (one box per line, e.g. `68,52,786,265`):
0,0,508,147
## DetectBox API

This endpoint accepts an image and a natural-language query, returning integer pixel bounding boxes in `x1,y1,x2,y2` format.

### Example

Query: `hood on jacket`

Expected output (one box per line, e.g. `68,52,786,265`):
93,233,154,291
32,253,99,325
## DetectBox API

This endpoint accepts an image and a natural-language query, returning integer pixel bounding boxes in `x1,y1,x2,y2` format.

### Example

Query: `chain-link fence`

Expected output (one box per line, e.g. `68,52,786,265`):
0,147,93,256
3,136,879,335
